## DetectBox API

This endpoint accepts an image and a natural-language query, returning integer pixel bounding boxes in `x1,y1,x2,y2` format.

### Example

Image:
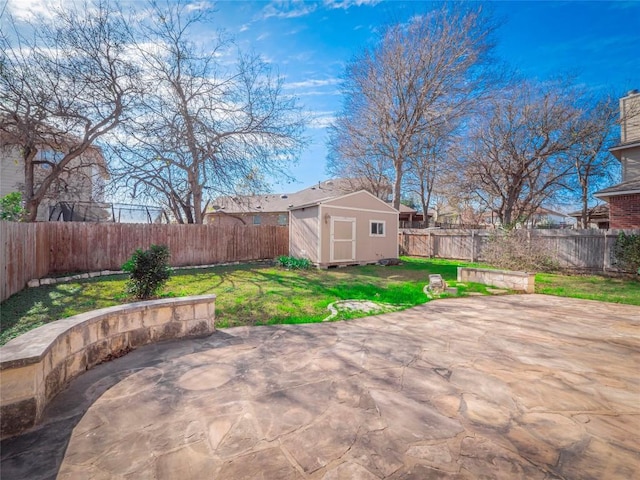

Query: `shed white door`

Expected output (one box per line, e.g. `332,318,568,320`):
330,217,356,262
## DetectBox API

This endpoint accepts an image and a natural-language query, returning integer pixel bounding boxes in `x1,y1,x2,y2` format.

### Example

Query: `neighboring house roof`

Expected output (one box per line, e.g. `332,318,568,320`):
210,178,411,215
290,189,398,213
567,204,610,220
532,206,569,218
594,178,640,199
397,204,416,213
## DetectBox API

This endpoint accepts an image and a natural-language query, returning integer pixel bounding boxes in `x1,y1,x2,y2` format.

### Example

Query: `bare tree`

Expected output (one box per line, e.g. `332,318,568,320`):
328,5,496,210
0,1,138,221
113,2,307,224
463,79,582,227
326,125,394,200
568,94,619,228
403,122,460,226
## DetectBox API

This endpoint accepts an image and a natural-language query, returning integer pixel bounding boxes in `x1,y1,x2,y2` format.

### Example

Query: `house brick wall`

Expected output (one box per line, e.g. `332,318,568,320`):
609,194,640,228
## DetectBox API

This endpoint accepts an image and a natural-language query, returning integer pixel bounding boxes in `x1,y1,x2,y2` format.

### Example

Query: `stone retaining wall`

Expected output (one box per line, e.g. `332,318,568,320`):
0,294,216,439
457,267,535,293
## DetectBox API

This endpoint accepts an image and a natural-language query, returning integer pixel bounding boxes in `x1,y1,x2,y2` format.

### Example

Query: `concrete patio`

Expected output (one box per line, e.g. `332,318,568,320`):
1,294,639,479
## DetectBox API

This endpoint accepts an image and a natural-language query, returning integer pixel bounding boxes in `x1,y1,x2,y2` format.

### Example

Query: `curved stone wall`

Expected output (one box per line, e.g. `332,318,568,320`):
0,294,216,439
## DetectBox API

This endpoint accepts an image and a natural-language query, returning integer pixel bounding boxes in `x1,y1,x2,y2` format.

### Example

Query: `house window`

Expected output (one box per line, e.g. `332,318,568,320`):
38,149,64,169
253,215,261,225
278,213,288,225
370,220,385,237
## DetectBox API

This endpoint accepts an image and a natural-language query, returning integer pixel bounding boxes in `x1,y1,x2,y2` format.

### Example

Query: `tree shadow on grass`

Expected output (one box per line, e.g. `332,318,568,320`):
0,259,470,345
0,264,262,345
0,275,130,346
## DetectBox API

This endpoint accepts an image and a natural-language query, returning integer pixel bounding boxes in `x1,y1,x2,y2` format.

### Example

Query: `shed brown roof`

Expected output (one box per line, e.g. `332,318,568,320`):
210,178,415,215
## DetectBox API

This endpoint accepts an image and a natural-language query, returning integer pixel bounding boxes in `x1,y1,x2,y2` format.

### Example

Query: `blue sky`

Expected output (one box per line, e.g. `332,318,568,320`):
7,0,640,193
212,0,640,192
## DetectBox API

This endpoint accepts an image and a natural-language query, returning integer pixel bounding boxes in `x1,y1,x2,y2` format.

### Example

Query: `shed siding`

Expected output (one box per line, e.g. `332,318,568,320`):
323,190,396,212
319,205,398,264
290,206,320,263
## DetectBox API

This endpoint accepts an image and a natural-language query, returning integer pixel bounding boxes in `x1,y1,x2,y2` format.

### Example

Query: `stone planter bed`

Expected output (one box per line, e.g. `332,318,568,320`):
457,267,535,293
0,294,216,439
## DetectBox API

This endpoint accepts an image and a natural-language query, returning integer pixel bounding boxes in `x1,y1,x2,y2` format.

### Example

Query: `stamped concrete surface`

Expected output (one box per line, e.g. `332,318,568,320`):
1,294,639,479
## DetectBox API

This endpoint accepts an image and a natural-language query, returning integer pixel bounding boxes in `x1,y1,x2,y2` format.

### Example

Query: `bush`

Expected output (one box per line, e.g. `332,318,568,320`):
122,245,172,299
277,255,312,270
1,192,25,221
613,232,640,274
483,229,559,272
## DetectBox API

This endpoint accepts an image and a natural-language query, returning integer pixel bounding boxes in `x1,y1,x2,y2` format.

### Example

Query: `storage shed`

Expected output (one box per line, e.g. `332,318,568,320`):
289,190,399,267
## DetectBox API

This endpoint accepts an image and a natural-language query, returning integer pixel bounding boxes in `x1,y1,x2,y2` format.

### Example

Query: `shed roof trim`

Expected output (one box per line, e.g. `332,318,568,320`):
290,190,399,213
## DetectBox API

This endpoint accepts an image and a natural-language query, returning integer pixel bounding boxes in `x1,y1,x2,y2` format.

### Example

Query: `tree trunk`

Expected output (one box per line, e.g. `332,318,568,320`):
392,161,403,210
193,185,203,224
424,189,432,228
580,181,589,229
23,148,39,222
502,193,517,228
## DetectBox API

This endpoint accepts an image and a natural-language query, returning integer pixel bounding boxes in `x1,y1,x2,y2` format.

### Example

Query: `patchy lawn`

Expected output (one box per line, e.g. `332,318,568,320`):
3,257,638,347
535,272,640,306
0,257,488,346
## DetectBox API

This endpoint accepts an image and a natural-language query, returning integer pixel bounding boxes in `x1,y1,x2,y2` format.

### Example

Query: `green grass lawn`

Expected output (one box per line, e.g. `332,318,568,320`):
535,272,640,305
0,257,489,346
1,257,638,346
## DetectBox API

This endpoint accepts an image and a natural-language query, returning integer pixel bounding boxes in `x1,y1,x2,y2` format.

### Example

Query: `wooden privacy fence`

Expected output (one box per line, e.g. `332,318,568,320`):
1,222,289,302
399,228,639,271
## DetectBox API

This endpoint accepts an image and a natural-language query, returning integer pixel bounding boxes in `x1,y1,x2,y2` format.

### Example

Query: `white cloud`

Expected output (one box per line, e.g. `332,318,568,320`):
323,0,382,10
309,111,336,129
261,1,318,20
284,78,341,89
6,0,64,20
239,23,251,32
285,25,308,35
258,0,379,21
185,1,213,12
257,32,271,41
295,90,341,97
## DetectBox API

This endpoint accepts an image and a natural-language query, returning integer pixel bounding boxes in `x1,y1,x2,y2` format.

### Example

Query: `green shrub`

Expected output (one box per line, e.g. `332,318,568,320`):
277,255,312,270
122,245,172,299
1,192,25,221
613,232,640,274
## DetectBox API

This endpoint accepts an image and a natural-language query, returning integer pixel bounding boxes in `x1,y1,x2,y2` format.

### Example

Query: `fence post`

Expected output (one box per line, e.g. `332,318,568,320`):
603,230,610,272
471,230,475,262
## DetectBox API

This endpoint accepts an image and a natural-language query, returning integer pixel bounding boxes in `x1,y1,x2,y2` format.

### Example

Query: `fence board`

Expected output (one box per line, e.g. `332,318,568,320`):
6,223,635,303
1,222,289,302
399,229,640,271
1,223,38,301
